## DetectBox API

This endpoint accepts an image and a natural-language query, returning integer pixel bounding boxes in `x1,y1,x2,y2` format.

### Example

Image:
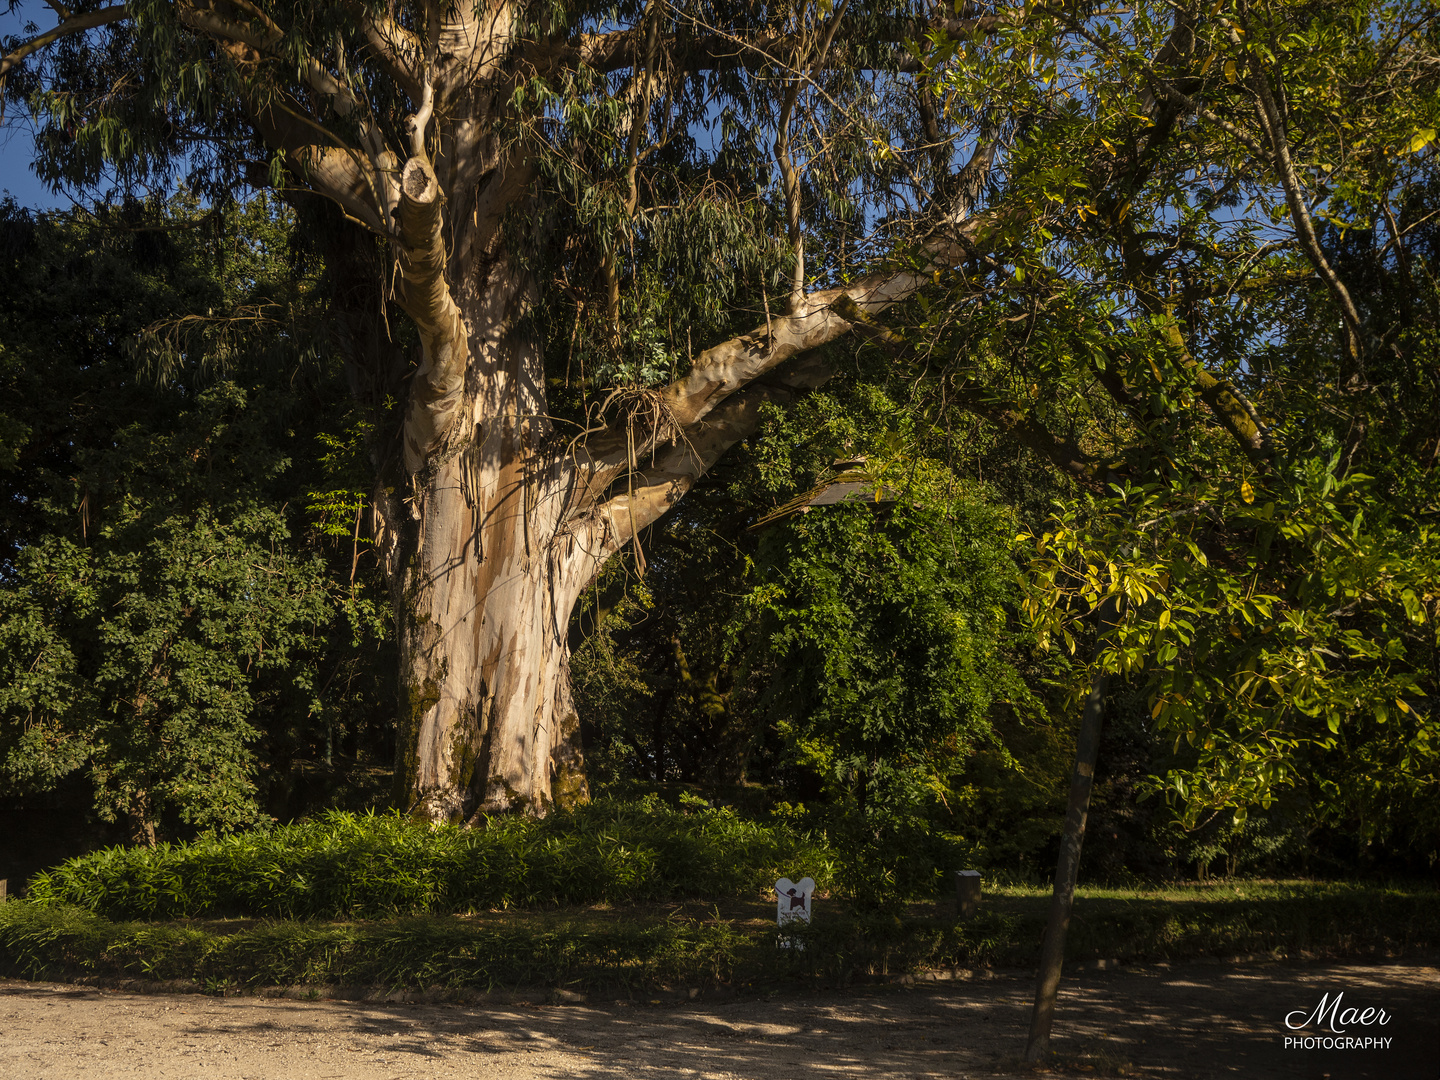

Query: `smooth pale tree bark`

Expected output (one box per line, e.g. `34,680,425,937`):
277,2,1007,818
375,249,970,817
353,3,1017,818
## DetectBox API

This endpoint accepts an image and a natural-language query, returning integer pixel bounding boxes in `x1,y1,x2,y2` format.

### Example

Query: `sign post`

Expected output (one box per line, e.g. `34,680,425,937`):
775,876,815,948
955,869,981,919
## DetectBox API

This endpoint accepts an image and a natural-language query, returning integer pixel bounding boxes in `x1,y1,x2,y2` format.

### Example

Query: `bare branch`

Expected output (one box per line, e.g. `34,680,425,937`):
775,0,851,315
1225,19,1365,369
349,1,423,99
596,376,807,556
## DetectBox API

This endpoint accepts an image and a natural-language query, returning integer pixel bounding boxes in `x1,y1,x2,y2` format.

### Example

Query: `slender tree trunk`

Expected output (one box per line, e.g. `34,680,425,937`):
1025,666,1108,1062
128,790,158,848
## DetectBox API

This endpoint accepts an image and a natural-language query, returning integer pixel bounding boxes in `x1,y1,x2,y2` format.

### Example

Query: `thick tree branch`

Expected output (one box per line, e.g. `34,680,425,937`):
1110,220,1274,464
572,136,1010,513
460,145,537,264
239,92,390,233
654,206,1002,433
177,3,361,116
349,1,423,99
595,358,832,555
1165,323,1273,463
395,157,470,473
291,144,391,233
597,385,782,558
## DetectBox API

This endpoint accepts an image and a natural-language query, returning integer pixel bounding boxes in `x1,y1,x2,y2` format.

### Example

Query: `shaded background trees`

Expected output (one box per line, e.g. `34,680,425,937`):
0,194,394,874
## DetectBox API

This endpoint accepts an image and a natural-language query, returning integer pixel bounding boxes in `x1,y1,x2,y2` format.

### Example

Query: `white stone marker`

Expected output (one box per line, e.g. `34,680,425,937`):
775,877,815,948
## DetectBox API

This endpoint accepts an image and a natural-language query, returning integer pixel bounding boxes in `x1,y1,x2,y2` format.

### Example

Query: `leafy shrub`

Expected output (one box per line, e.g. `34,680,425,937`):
26,799,832,919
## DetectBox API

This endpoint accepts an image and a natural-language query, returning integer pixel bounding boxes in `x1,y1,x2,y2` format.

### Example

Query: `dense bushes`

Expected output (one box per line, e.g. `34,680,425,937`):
25,799,831,919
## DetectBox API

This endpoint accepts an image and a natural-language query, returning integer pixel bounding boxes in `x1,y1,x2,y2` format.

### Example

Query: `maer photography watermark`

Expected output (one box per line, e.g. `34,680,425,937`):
1282,991,1393,1052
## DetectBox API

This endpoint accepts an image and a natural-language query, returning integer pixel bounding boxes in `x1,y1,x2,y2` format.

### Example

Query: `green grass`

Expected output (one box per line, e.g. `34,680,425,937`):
3,881,1437,995
25,800,832,920
0,901,755,992
14,802,1439,994
983,880,1440,963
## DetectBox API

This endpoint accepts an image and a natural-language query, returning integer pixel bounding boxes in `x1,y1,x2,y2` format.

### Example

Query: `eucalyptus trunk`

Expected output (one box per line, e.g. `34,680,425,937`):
365,139,966,818
380,243,598,818
8,0,1281,828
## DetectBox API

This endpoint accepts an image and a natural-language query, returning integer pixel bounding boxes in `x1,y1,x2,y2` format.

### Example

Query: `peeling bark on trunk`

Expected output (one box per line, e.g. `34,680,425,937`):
379,202,994,819
8,0,1265,832
391,257,599,819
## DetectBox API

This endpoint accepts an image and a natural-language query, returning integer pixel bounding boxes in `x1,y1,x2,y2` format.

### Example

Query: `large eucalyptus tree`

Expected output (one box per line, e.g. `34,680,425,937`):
4,0,1338,823
2,0,1026,818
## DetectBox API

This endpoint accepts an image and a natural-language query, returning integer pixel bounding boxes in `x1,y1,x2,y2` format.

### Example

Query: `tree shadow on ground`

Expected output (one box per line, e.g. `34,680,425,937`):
154,956,1437,1079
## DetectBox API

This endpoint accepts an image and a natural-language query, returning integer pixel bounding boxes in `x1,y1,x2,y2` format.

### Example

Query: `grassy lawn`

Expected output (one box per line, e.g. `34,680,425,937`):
3,880,1436,996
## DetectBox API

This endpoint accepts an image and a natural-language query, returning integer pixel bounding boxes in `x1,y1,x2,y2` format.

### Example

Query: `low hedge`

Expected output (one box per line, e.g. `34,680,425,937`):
26,800,832,920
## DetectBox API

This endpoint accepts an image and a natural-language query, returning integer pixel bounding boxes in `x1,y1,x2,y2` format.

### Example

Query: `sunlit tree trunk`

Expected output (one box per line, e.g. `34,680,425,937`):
380,246,600,818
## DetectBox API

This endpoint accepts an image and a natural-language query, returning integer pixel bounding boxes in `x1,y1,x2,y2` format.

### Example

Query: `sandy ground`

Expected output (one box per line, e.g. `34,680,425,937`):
1,959,1436,1080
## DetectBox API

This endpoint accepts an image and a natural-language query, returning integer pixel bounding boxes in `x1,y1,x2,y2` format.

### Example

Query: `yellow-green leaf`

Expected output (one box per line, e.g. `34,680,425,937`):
1405,127,1436,155
1240,480,1255,504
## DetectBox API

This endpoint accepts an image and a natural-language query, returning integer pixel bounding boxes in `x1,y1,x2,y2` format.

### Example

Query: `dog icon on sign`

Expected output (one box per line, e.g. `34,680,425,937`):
775,877,815,948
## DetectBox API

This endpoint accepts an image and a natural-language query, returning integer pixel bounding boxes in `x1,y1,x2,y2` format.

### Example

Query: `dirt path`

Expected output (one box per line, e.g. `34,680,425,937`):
2,959,1435,1080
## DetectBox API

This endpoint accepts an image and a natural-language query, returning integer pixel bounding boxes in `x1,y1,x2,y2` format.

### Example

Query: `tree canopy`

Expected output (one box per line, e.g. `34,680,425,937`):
0,0,1437,865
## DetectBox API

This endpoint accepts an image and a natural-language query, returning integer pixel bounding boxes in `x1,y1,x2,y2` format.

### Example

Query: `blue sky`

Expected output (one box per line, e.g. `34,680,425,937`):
0,117,65,210
1,7,65,209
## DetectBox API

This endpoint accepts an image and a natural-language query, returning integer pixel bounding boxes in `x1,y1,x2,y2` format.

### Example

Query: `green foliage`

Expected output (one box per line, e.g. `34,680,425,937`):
1022,464,1440,833
746,493,1029,804
25,800,831,920
857,0,1440,862
1,499,330,835
0,901,752,993
725,380,1045,901
0,194,394,843
5,881,1439,994
7,0,1438,889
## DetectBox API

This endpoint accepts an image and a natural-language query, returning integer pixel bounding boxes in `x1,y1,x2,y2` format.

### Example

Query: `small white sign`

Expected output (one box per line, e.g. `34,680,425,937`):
775,876,815,945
